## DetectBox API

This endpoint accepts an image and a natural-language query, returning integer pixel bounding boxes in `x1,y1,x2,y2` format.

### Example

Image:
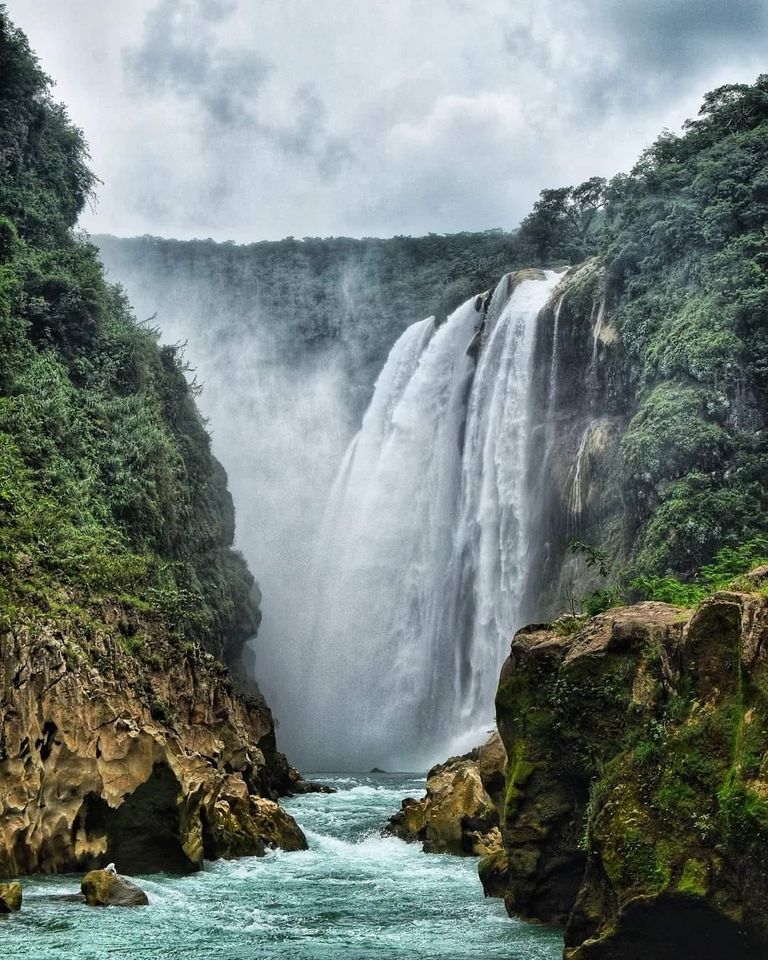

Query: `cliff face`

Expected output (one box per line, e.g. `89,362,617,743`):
522,80,768,611
0,601,306,878
0,12,304,878
520,261,624,620
494,585,768,959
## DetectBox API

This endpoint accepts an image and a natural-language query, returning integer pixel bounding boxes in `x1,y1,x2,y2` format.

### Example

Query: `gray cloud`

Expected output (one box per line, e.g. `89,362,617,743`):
124,0,353,174
565,0,768,113
124,0,271,126
8,0,766,241
609,0,768,71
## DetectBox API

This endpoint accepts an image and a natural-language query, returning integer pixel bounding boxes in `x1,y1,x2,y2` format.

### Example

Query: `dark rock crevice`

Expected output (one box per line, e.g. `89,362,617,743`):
75,764,196,875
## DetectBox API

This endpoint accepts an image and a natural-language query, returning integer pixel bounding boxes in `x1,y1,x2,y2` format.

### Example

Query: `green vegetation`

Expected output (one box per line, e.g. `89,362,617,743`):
519,176,607,262
522,77,768,585
565,536,768,612
0,10,257,662
603,79,768,576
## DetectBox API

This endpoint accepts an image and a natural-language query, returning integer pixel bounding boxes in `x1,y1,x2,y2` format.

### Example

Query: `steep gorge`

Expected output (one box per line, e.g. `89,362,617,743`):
4,14,767,955
96,80,768,776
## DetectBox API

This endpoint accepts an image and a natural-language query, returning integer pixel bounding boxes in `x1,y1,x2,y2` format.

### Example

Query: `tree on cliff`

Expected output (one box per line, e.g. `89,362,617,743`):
519,176,607,262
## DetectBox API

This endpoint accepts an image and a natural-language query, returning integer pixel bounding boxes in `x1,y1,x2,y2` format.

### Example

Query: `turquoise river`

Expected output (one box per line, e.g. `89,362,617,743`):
3,774,564,959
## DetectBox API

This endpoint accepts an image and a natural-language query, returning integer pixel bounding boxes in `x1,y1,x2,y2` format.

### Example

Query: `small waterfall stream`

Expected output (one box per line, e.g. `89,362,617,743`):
299,270,563,770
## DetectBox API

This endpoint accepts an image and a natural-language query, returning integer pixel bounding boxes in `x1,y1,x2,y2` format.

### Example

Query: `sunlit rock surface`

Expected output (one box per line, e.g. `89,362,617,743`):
81,869,148,907
0,604,306,878
386,733,506,856
0,881,22,912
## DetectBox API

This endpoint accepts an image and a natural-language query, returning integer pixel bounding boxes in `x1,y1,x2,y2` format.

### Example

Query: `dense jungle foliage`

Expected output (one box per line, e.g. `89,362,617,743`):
520,77,768,587
0,10,258,662
600,76,768,577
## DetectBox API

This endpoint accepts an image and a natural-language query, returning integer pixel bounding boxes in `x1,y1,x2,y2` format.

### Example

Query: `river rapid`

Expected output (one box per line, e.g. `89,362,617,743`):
5,774,563,960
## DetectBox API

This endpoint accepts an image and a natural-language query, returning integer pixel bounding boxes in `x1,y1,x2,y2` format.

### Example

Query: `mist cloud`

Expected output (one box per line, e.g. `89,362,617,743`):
125,0,272,127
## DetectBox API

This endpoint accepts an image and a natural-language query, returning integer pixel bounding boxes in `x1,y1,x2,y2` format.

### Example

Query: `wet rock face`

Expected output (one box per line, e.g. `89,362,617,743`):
386,733,506,857
81,870,148,907
0,608,306,878
494,593,768,958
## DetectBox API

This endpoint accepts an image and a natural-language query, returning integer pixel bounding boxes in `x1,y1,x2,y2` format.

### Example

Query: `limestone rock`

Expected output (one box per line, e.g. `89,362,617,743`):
247,798,307,851
0,881,22,912
81,869,148,907
494,594,768,958
386,732,506,857
284,766,336,795
0,606,305,878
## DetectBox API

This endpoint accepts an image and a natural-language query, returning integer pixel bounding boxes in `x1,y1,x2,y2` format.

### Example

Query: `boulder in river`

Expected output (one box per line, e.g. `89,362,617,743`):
284,766,336,794
81,869,148,907
386,732,506,856
248,798,308,851
0,881,22,912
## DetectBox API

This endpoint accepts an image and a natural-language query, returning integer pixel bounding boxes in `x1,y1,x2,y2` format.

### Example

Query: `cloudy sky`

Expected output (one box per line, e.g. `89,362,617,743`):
8,0,768,241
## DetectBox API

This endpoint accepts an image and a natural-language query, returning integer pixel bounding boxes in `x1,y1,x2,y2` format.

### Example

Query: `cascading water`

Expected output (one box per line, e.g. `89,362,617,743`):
298,270,564,770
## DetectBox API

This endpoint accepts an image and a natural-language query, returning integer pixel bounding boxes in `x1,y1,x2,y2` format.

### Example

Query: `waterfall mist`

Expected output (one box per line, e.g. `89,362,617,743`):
97,236,564,771
90,261,356,740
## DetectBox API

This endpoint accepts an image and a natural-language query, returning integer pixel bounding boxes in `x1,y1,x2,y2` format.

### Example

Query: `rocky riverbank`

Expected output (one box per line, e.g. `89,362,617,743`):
0,601,309,880
494,586,768,959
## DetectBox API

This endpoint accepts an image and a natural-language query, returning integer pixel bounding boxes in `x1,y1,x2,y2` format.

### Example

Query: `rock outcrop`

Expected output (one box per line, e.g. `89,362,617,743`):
386,733,506,856
81,869,148,907
494,592,768,959
0,603,306,878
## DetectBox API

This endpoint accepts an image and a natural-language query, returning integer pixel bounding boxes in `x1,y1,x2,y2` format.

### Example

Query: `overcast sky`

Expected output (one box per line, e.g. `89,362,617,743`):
8,0,768,242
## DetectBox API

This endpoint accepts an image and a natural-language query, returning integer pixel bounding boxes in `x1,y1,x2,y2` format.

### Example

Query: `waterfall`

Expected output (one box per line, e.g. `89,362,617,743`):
298,270,563,771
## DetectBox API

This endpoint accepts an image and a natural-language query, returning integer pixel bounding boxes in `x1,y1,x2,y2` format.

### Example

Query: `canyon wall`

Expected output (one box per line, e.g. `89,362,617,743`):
0,11,304,877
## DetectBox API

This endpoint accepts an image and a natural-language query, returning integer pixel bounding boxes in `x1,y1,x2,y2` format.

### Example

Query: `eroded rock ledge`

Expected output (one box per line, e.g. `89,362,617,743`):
0,602,307,878
494,592,768,960
386,733,506,857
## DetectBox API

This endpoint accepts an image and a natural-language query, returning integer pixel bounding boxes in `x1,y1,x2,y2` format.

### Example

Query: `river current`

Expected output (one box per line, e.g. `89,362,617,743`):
5,774,563,959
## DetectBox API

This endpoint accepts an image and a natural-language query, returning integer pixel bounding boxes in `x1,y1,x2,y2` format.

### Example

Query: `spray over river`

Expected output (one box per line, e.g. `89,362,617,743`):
288,269,565,769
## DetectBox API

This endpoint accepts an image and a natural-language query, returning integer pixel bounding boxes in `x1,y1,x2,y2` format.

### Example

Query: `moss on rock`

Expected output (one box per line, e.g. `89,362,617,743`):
494,592,768,957
81,870,148,907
